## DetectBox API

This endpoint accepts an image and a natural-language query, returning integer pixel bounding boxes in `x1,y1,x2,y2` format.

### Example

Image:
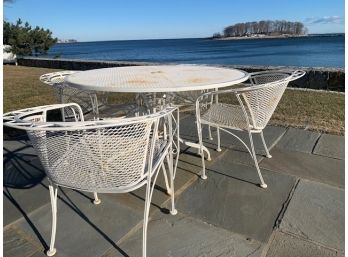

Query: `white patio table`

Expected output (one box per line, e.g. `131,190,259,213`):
65,65,249,175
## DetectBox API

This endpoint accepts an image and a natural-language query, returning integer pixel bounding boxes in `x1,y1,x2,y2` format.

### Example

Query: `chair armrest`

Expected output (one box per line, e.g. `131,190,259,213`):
3,103,84,128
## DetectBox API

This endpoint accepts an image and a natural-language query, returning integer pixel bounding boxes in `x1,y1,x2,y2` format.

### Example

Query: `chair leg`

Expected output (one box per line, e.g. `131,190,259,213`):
196,121,207,180
260,131,272,158
166,154,177,215
248,131,267,189
216,127,222,152
93,192,101,205
142,182,151,257
47,185,58,257
161,163,171,195
208,125,213,140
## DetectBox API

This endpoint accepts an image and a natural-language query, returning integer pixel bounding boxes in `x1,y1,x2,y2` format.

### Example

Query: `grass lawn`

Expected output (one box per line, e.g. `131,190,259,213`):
3,65,344,135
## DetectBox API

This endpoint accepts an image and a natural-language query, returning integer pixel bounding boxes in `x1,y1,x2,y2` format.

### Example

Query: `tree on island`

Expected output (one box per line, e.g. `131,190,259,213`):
3,19,57,56
214,20,307,38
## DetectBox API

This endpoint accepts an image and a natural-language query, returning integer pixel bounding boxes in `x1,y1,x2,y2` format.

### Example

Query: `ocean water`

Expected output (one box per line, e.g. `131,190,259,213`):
44,35,344,68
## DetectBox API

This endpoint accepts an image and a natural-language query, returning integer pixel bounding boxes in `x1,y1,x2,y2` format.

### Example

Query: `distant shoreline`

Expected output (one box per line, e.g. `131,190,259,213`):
210,33,344,40
211,34,308,40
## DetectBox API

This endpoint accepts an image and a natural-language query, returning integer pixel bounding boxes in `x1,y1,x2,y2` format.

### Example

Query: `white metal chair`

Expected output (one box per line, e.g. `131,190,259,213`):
40,71,100,115
40,71,141,120
4,103,179,257
195,70,306,187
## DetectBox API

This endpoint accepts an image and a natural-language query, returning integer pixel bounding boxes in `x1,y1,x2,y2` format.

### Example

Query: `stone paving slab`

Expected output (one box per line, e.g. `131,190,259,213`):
14,188,144,257
176,161,297,242
260,147,344,188
313,134,345,160
4,183,50,227
279,180,344,251
179,114,210,139
4,155,50,227
216,148,264,167
104,212,264,257
3,139,34,155
107,167,197,215
265,231,344,257
4,227,40,257
3,138,51,227
275,128,321,153
29,251,49,257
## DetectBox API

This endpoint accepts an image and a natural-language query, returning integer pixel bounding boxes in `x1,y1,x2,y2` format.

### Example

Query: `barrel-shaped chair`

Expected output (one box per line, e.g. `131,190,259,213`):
195,70,305,187
4,103,179,257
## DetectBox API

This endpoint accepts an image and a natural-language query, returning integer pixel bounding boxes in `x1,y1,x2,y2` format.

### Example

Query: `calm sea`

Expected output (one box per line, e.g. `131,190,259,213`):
44,35,344,68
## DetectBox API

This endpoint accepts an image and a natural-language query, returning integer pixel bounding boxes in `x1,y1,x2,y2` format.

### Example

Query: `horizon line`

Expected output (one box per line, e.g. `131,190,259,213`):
60,32,345,43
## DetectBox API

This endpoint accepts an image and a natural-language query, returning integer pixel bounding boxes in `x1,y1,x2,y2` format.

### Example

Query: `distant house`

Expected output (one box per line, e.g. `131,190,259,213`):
3,45,17,65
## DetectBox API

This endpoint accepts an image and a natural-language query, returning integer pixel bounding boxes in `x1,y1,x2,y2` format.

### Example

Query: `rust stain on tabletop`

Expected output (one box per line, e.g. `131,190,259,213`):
187,78,210,83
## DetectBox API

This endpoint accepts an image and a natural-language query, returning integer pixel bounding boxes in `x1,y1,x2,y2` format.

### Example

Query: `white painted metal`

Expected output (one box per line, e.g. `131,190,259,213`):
196,70,305,185
40,71,101,115
65,65,249,93
47,184,58,256
4,103,179,257
40,71,142,120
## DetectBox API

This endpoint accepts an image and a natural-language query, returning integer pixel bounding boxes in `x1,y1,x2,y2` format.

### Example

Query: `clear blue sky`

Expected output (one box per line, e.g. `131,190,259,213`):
3,0,345,41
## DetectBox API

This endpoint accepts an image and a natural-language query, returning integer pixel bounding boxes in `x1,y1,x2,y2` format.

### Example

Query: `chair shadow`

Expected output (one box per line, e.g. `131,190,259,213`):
3,188,49,249
178,150,260,187
58,189,130,257
3,138,49,249
3,145,46,189
3,139,130,257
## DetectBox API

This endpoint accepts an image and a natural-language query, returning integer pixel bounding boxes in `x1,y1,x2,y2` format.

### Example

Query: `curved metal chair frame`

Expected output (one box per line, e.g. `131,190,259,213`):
40,71,142,120
4,103,179,257
195,70,305,187
40,71,103,116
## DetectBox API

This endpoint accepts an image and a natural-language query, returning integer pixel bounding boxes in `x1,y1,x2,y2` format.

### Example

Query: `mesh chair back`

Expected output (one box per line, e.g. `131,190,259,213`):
27,121,153,192
242,72,293,130
168,90,212,113
4,104,172,193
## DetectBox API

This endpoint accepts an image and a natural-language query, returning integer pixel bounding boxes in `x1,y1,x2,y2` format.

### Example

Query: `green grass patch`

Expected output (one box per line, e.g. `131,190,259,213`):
3,65,344,135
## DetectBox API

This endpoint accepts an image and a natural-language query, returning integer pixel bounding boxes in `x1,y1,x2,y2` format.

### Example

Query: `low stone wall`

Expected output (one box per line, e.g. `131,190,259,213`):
17,57,150,70
17,57,345,92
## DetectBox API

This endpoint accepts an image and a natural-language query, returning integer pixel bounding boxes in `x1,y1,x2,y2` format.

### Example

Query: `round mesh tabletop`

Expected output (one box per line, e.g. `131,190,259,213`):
65,65,249,93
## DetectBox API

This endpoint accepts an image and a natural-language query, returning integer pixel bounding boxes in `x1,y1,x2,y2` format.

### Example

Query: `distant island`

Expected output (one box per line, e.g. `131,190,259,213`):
211,20,307,40
57,39,78,43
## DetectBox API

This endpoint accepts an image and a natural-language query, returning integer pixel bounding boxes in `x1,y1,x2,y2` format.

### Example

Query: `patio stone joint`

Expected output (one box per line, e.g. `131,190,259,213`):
260,229,278,257
11,225,46,252
269,126,289,151
311,134,322,154
279,230,344,254
274,178,300,229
